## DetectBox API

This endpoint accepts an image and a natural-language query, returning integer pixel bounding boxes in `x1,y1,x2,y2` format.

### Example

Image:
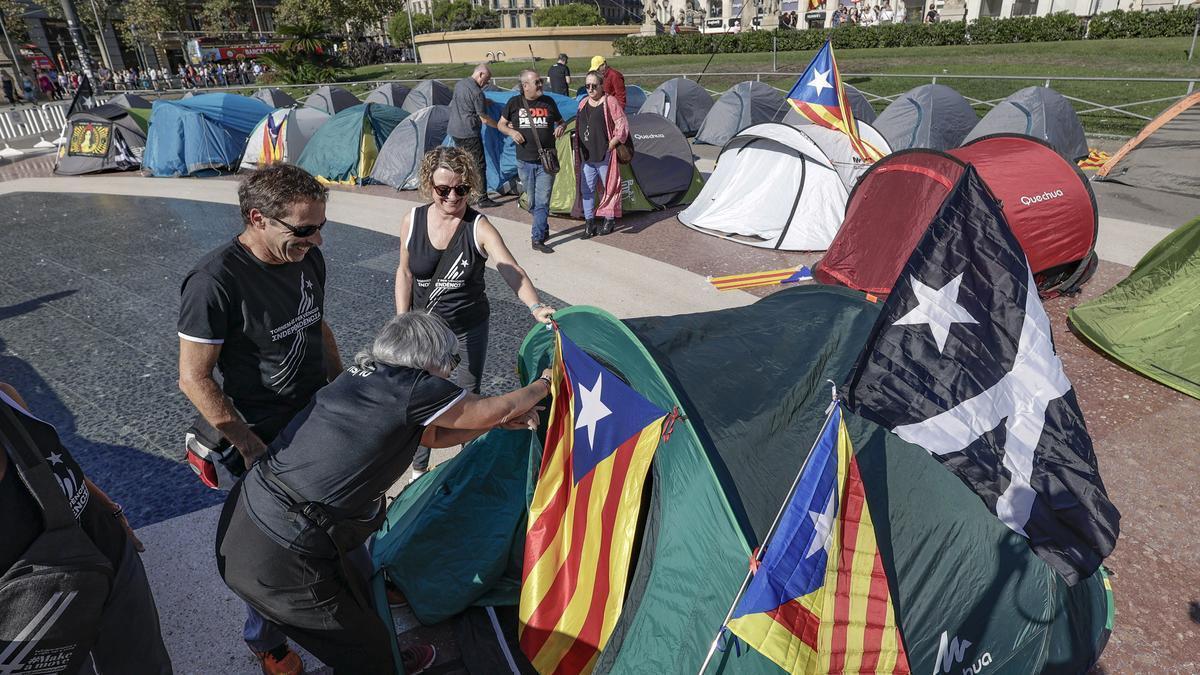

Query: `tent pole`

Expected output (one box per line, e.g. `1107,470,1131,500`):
697,389,840,674
1188,9,1198,61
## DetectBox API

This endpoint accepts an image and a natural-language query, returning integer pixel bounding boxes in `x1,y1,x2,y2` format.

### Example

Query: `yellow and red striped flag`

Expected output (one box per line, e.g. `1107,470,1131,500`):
788,41,885,163
519,329,669,674
727,403,909,674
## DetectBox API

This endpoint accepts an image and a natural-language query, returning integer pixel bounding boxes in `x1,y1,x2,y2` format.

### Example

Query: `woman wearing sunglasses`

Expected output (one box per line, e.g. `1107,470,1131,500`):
395,146,555,480
575,70,629,238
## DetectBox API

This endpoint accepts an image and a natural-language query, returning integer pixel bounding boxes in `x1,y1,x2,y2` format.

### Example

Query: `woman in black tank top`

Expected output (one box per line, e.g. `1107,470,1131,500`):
395,147,556,476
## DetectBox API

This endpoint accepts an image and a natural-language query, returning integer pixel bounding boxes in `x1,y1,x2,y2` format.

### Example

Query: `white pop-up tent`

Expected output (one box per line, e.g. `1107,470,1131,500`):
679,122,890,251
240,107,330,170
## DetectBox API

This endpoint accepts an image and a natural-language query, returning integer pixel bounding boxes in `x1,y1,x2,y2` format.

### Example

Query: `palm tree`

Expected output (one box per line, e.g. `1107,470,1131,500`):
278,20,333,55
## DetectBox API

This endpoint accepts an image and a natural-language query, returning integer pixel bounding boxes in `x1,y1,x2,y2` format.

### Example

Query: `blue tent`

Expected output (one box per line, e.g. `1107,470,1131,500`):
445,89,576,193
143,94,273,177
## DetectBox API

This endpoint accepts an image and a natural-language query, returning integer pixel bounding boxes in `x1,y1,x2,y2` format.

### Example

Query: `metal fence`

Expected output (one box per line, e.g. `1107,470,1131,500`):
0,102,70,143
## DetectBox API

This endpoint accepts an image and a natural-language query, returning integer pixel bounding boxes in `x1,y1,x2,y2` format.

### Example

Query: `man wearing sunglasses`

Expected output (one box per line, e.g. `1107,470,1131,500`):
178,164,343,675
497,69,566,253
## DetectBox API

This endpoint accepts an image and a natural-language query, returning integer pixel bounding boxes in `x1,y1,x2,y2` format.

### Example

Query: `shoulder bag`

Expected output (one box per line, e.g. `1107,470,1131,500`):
521,97,559,174
0,403,114,675
611,99,635,164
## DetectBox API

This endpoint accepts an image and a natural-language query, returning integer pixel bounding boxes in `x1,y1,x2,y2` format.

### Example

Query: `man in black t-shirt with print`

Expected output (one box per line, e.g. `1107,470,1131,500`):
498,69,566,253
178,163,343,675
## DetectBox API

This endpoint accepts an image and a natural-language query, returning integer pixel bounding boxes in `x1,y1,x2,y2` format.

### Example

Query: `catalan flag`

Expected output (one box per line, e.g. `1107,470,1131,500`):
727,403,909,674
261,113,285,165
519,329,669,674
708,266,813,292
788,41,885,163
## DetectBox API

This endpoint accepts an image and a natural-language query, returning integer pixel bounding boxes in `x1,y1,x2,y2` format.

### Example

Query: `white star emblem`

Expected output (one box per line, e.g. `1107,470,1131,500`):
47,451,64,465
574,374,612,449
806,68,832,97
893,273,978,354
806,490,836,558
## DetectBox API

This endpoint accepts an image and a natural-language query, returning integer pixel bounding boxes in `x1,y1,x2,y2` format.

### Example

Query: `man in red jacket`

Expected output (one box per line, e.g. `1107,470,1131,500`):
589,55,626,112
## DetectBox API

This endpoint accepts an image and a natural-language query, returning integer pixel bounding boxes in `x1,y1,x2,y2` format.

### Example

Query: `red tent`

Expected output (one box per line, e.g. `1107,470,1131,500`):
815,134,1098,297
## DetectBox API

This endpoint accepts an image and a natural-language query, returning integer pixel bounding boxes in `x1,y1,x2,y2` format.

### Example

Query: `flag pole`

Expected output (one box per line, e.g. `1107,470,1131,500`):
696,384,841,675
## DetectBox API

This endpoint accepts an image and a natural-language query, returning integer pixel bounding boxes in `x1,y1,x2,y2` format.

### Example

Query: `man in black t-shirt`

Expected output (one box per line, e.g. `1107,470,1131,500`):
497,69,566,252
546,54,570,96
177,163,342,674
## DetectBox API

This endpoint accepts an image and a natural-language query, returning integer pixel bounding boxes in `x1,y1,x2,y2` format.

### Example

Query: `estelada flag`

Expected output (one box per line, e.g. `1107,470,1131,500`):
727,403,909,674
519,329,669,674
788,41,885,163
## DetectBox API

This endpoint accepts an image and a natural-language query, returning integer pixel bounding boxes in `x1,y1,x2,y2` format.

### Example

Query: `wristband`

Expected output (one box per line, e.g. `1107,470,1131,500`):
529,303,549,314
111,503,125,519
538,374,552,387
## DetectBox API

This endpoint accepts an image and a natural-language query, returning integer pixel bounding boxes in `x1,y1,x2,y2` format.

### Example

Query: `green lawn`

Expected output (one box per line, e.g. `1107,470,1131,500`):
289,37,1198,137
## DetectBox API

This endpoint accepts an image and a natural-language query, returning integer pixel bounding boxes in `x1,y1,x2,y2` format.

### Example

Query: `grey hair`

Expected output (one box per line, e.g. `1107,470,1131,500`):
355,312,460,374
473,64,491,78
519,68,539,83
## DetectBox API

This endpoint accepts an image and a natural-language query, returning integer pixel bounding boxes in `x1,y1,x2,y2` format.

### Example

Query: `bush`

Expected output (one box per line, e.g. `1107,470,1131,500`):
614,8,1198,55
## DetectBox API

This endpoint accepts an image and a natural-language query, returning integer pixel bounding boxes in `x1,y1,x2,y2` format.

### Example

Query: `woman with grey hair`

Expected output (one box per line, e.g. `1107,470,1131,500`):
216,311,551,674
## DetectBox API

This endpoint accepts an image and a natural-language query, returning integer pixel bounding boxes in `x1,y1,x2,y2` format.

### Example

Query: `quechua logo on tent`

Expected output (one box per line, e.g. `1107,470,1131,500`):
1018,189,1065,207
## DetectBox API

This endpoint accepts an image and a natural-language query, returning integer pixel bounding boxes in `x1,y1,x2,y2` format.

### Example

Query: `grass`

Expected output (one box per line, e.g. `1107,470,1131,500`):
328,37,1200,137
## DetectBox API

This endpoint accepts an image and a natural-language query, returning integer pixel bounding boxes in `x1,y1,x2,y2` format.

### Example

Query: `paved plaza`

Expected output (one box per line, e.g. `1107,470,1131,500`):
0,149,1197,672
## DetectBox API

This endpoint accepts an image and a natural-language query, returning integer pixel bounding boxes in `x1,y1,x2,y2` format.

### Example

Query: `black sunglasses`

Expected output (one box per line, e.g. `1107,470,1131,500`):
273,216,325,238
585,83,601,90
525,79,543,87
433,184,471,198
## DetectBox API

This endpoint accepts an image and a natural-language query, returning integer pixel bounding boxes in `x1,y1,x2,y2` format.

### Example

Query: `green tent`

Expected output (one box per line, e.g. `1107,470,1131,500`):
373,287,1112,673
296,102,408,185
1069,217,1200,400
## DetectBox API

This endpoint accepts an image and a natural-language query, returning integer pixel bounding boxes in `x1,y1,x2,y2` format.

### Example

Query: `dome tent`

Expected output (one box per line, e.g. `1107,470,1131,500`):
693,81,789,146
303,85,360,114
252,87,299,108
142,93,273,177
963,86,1088,162
638,77,715,137
365,82,411,108
371,292,1114,674
874,83,977,151
575,84,648,115
680,122,889,251
107,93,152,110
815,134,1098,297
296,103,408,184
402,80,452,114
1097,91,1200,198
53,104,147,175
367,105,451,190
627,112,706,207
240,106,330,170
782,82,876,126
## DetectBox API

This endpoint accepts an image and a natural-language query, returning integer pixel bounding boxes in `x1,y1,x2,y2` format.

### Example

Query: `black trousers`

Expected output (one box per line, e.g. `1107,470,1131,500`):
216,486,395,674
453,135,489,195
413,318,488,471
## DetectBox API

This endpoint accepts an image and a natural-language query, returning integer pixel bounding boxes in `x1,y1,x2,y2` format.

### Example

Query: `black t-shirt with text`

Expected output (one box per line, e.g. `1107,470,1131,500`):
240,363,464,556
502,94,564,164
178,239,328,430
0,394,127,573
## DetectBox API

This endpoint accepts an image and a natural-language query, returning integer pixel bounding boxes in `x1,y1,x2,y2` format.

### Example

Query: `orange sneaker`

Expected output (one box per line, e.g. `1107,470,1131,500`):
253,647,305,675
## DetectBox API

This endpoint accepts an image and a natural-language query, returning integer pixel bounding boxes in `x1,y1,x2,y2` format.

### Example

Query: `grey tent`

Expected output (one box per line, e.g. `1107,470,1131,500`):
874,84,977,151
304,85,360,114
402,80,452,114
638,77,714,137
107,93,152,110
1097,91,1200,198
367,105,451,190
53,103,147,175
694,81,789,146
963,86,1088,162
365,82,412,108
253,87,299,108
782,82,876,126
627,112,703,207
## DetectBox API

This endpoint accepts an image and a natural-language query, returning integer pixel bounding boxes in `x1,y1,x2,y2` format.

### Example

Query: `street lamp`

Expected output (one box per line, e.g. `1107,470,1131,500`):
405,0,421,64
87,0,112,69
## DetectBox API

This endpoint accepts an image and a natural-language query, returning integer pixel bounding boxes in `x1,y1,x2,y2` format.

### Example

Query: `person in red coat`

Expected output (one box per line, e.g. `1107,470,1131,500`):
589,55,626,112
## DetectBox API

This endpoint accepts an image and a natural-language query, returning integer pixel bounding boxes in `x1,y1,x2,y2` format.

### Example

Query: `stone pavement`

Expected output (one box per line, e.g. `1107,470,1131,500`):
0,154,1198,673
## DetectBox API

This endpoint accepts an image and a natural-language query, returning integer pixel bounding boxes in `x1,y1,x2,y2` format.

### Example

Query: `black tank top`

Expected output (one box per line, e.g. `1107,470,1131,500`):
407,204,490,333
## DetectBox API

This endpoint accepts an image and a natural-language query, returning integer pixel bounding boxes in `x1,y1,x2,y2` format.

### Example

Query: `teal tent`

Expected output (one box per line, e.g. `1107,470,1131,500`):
373,287,1113,674
296,102,408,184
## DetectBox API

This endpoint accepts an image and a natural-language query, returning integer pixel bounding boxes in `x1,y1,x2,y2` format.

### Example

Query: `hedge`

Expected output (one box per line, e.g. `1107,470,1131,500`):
613,7,1199,55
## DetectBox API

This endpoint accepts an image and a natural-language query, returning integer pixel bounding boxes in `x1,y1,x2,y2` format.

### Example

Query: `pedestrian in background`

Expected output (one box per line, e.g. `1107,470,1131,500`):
575,70,628,238
497,69,566,253
589,55,626,112
547,53,570,96
2,71,16,107
447,64,502,208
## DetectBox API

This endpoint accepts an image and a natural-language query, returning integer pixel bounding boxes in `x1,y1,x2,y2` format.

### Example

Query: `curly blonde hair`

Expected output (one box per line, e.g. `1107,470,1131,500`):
417,146,484,203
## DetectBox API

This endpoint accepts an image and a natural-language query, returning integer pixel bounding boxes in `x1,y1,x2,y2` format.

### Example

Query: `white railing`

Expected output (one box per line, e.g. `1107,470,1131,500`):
0,102,70,143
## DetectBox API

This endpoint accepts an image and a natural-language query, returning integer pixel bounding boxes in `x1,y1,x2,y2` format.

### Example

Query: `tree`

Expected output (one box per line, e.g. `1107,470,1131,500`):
431,0,498,31
199,0,250,33
275,0,343,30
387,11,434,46
257,21,343,84
0,0,31,42
117,0,185,49
533,2,604,26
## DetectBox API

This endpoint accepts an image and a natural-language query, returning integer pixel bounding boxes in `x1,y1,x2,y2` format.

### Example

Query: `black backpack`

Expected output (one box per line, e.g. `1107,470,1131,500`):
0,402,114,675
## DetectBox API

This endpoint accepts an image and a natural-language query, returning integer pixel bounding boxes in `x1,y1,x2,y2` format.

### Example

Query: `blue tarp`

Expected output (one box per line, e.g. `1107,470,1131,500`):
143,93,273,177
445,89,577,193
